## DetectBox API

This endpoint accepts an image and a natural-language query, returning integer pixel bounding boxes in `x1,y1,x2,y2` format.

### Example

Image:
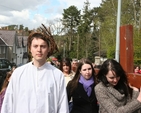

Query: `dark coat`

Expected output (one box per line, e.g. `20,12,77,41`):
67,82,98,113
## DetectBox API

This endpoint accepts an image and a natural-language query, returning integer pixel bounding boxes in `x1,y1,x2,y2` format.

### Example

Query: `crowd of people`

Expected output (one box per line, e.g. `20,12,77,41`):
0,24,141,113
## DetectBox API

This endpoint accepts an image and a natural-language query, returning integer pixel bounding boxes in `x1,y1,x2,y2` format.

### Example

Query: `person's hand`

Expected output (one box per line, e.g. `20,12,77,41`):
129,83,139,91
137,87,141,102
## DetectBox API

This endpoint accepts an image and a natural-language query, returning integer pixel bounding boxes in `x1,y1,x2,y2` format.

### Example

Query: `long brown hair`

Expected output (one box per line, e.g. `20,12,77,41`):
0,71,12,94
68,58,97,94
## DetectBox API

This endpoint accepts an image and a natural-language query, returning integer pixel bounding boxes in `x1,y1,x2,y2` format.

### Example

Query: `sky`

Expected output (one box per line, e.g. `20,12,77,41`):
0,0,102,30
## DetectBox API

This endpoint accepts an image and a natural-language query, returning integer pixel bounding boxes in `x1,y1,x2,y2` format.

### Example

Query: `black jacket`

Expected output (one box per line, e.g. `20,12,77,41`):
67,82,99,113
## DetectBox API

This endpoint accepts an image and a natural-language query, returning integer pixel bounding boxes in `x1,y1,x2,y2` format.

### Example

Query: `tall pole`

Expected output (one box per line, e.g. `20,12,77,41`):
98,28,101,57
115,0,121,62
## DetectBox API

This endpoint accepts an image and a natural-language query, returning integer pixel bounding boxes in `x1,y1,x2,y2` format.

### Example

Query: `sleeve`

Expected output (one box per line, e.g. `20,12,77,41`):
1,75,14,113
57,72,69,113
132,90,139,99
95,85,141,113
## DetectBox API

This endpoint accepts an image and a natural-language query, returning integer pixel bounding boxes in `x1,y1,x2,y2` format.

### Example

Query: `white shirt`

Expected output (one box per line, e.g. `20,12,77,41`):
64,72,74,86
1,62,69,113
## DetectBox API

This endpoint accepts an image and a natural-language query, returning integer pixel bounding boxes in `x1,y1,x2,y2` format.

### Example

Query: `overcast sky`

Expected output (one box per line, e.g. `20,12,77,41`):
0,0,102,30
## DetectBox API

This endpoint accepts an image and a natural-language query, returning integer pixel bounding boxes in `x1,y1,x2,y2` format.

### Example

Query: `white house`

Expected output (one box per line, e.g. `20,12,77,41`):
0,30,28,66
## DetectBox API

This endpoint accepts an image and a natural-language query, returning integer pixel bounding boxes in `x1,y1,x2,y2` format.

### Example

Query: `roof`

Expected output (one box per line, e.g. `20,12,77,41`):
0,30,16,46
0,30,28,47
0,37,7,46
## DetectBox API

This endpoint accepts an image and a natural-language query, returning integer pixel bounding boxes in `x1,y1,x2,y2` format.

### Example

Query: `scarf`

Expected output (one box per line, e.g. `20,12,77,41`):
79,75,94,97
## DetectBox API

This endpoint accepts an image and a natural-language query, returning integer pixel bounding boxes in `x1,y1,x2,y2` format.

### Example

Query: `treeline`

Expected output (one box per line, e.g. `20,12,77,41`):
59,0,141,64
5,0,141,64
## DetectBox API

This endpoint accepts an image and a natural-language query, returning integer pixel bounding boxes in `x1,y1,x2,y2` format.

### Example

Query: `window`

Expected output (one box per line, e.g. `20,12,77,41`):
0,47,1,54
2,47,5,54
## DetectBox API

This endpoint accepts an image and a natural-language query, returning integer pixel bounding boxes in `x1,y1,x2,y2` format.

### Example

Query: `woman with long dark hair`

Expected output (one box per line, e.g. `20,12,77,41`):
95,59,141,113
67,58,98,113
60,57,74,86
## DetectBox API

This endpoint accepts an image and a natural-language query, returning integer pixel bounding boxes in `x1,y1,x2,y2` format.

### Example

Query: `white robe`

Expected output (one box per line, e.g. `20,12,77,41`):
1,62,69,113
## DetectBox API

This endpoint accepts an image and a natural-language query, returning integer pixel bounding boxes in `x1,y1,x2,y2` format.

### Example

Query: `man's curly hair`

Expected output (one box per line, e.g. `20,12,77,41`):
27,24,58,60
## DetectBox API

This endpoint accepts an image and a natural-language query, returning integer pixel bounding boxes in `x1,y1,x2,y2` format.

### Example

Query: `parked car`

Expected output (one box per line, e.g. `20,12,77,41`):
0,58,16,77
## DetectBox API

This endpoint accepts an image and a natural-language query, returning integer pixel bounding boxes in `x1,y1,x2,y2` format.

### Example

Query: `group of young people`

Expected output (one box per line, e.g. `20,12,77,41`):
0,24,141,113
60,57,141,113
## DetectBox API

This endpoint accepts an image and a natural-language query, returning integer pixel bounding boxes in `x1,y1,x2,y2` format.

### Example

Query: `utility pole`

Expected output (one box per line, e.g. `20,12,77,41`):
115,0,121,62
98,27,101,58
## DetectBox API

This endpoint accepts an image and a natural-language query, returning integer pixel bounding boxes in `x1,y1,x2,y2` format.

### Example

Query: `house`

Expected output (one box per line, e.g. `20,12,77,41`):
0,30,28,66
93,50,107,65
0,30,16,61
16,35,28,66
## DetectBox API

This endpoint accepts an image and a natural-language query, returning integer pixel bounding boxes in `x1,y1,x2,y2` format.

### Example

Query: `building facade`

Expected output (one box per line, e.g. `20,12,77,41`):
0,30,28,66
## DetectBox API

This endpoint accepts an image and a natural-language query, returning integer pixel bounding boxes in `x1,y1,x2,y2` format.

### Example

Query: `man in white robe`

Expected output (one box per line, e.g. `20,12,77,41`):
1,25,69,113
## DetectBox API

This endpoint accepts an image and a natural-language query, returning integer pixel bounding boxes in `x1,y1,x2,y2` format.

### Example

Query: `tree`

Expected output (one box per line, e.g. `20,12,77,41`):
8,25,18,30
62,5,81,57
19,25,24,30
77,0,96,60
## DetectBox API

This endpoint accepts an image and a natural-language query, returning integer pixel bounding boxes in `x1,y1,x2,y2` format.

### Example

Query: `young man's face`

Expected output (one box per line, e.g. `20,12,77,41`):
30,38,49,63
